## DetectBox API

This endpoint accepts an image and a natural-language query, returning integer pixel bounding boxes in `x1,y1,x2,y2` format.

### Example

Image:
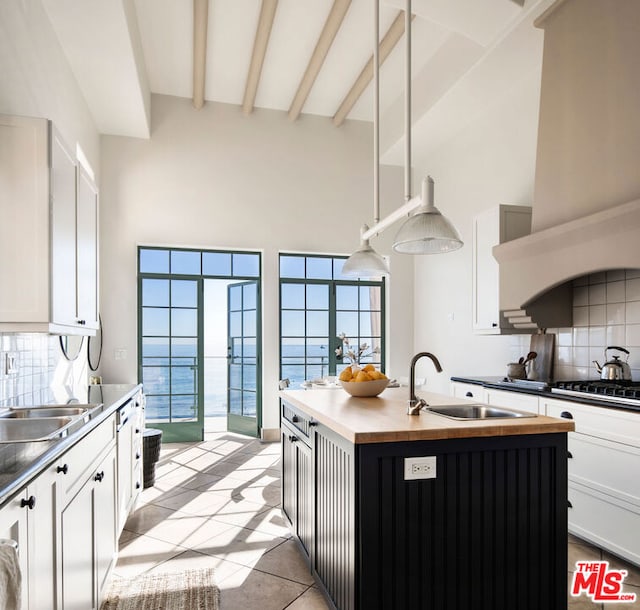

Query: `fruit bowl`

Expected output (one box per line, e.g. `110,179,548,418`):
339,378,389,397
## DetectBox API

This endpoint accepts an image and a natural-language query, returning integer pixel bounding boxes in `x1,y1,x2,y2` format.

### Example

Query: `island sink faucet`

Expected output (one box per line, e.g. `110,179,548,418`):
407,352,443,415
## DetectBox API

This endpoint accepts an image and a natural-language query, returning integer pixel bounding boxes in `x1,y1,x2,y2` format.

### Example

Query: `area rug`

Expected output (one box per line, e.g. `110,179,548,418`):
100,568,220,610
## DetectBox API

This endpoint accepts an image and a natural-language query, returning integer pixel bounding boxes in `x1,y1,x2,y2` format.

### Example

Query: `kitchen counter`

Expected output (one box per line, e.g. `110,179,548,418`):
280,386,574,444
451,375,640,413
0,383,141,507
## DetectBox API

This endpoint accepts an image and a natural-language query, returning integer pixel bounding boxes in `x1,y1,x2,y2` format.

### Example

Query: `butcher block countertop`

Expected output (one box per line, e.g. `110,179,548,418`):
280,386,575,444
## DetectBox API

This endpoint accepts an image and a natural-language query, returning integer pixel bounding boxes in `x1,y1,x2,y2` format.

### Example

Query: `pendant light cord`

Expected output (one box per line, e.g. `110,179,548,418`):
404,0,411,203
373,0,380,224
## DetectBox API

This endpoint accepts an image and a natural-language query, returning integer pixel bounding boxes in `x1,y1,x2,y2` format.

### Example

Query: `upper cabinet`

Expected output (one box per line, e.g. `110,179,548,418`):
0,114,98,334
472,205,532,334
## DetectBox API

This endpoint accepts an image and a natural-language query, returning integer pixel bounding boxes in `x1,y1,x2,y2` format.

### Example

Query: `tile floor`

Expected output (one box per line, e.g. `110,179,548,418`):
113,430,640,610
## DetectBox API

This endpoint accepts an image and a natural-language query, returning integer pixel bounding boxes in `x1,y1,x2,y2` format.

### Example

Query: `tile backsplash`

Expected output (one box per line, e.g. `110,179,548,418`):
0,333,89,406
512,269,640,382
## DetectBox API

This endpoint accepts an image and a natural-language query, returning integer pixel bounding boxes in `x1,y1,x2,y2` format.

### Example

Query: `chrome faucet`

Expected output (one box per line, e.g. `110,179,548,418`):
407,352,443,415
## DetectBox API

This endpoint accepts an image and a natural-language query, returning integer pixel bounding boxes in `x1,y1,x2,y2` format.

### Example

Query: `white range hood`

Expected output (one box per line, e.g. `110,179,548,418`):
493,0,640,328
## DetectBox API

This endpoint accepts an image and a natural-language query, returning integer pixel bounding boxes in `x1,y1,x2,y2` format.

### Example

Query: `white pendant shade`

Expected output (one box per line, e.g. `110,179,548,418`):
393,177,463,254
342,225,390,278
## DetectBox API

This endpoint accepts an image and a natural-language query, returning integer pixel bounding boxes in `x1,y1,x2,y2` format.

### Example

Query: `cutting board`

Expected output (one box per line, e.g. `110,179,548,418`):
528,333,555,382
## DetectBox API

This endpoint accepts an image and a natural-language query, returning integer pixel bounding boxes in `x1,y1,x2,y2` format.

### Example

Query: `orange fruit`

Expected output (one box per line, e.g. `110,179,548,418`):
339,368,352,382
355,370,372,382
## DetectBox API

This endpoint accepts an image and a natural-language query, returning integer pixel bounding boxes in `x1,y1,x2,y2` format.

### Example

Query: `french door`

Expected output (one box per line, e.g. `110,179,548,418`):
139,247,262,441
227,281,260,437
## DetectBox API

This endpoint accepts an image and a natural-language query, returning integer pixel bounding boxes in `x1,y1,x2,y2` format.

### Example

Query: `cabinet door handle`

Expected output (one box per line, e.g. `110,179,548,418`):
567,451,573,459
135,428,141,434
136,453,141,460
492,322,498,327
289,435,298,443
77,319,86,325
94,471,105,483
560,411,573,419
21,496,36,510
465,391,473,397
292,415,299,423
309,421,318,427
136,482,141,489
568,500,573,509
56,464,69,475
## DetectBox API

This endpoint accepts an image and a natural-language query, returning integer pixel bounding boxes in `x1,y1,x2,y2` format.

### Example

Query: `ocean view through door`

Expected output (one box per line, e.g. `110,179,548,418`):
139,247,262,442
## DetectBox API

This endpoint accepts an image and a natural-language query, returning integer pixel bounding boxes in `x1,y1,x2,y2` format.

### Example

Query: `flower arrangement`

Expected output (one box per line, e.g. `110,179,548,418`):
335,333,380,365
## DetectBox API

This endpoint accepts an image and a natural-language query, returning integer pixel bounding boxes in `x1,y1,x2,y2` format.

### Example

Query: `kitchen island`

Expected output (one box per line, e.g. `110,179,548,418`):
280,387,574,610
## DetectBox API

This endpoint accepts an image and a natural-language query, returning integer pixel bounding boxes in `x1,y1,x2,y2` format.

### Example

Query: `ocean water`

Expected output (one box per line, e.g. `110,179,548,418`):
142,343,257,421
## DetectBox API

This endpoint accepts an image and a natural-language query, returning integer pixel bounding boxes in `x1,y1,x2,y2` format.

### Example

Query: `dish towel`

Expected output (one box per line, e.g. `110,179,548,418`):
0,540,21,610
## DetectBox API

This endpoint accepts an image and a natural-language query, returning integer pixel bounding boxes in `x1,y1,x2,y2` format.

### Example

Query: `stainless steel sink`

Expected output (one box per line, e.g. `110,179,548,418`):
0,417,74,443
426,404,537,420
3,406,90,419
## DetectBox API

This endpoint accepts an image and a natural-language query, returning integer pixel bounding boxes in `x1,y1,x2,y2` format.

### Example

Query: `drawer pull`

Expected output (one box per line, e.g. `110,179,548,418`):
309,421,318,427
21,496,36,510
560,411,573,419
94,471,105,483
567,451,573,459
465,391,473,397
56,464,69,475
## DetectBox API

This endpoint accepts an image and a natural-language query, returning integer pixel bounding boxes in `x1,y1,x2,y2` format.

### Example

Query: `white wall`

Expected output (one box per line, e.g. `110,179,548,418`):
0,0,100,175
100,94,413,431
412,72,542,393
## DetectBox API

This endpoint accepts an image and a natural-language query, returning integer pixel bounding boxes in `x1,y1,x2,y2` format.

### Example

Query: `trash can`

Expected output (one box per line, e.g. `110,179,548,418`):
143,428,163,488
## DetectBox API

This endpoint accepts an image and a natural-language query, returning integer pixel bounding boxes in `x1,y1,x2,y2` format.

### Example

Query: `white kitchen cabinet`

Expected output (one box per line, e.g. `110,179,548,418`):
543,397,640,565
94,447,118,605
450,381,485,401
472,205,531,334
0,492,29,609
58,414,117,610
484,387,539,414
0,467,56,610
0,114,98,334
76,164,99,330
26,467,57,610
116,393,144,535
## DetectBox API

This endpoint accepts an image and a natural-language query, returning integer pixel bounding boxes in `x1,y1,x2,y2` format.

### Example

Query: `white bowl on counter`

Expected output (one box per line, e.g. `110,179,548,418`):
339,378,389,397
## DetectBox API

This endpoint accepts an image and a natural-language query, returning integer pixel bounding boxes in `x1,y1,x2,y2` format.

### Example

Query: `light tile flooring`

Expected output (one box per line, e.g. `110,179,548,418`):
113,430,640,610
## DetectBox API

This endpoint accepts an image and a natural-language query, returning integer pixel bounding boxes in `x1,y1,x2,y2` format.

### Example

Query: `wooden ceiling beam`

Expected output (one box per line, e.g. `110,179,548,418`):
192,0,209,109
288,0,352,122
243,0,279,115
332,10,415,127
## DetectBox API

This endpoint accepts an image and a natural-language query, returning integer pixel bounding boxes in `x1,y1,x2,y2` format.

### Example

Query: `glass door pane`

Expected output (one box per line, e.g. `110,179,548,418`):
227,281,260,437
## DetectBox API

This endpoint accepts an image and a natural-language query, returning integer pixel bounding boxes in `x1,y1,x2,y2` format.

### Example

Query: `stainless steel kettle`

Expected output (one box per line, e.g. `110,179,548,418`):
593,346,632,381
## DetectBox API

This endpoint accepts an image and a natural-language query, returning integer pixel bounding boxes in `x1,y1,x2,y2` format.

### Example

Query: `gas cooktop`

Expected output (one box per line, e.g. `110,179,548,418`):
551,380,640,405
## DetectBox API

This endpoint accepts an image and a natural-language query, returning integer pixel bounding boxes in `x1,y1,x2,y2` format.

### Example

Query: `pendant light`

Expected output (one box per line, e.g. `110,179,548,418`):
342,0,390,278
391,0,463,255
393,175,463,253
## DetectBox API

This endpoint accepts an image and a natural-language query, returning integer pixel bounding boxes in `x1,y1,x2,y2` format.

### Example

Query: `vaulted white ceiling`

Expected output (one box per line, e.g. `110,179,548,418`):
41,0,554,163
